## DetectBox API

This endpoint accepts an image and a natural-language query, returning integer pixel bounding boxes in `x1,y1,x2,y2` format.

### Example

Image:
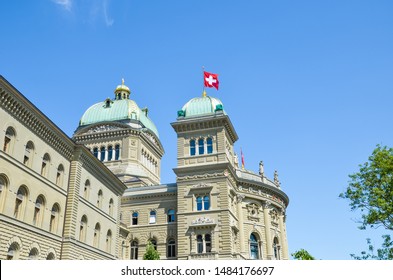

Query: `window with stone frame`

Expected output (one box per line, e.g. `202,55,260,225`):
41,153,50,177
130,240,138,259
249,233,260,259
195,194,210,211
273,237,280,260
106,230,112,253
167,239,176,258
109,198,114,216
3,126,16,154
196,233,212,254
132,212,138,225
56,164,64,187
94,223,101,247
33,195,45,227
167,209,175,223
79,215,88,242
49,203,60,234
149,210,157,224
23,141,34,167
14,185,28,220
7,242,20,260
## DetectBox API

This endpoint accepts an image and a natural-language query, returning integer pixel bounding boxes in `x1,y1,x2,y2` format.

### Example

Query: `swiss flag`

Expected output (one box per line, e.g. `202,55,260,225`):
204,71,219,90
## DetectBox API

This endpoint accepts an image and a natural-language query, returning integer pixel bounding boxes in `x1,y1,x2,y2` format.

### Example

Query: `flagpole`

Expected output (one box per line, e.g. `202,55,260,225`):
202,66,206,97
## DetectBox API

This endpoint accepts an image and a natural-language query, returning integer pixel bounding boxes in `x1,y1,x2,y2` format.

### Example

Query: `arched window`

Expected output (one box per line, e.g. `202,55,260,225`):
115,144,120,160
41,153,50,177
0,175,8,213
3,126,16,154
130,240,138,260
28,248,39,260
79,215,87,242
108,145,113,161
205,234,212,253
14,185,28,220
94,223,101,247
149,210,156,224
56,164,64,187
273,237,280,260
100,146,105,161
24,141,34,167
7,242,20,260
132,212,138,225
190,139,196,156
83,180,90,199
203,196,210,210
93,147,99,158
46,252,55,260
197,235,203,253
198,138,204,155
207,137,213,154
167,209,175,223
33,195,46,227
49,203,60,234
250,233,259,259
167,239,176,258
97,189,103,208
109,198,114,216
106,230,112,253
150,239,157,250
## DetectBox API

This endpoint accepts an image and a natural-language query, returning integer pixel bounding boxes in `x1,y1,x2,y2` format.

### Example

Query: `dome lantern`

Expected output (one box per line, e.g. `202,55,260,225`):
114,78,131,100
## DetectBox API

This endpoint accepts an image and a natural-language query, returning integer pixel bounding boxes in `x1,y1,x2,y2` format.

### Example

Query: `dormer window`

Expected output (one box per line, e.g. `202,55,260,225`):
105,98,111,108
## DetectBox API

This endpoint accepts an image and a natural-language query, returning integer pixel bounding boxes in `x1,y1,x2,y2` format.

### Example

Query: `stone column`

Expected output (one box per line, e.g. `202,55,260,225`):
278,209,289,260
236,194,245,255
263,201,273,260
190,232,196,254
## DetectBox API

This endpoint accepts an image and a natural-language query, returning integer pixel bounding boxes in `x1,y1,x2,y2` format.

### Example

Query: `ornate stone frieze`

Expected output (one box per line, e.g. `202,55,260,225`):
191,217,215,225
177,171,225,181
191,183,213,189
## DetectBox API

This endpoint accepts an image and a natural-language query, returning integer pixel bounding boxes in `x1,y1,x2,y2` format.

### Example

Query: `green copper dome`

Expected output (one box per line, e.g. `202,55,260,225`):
178,94,225,118
78,80,159,138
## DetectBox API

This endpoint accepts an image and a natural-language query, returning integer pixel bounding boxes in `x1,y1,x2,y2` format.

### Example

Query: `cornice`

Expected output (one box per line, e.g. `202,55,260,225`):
171,114,238,143
0,77,74,159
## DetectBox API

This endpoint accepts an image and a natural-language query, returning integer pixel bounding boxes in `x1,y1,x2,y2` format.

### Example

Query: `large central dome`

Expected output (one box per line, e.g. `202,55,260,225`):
77,80,159,137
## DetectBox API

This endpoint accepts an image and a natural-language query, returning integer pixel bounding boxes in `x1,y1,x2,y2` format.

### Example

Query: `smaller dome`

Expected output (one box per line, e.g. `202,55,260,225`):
178,95,225,118
114,78,130,94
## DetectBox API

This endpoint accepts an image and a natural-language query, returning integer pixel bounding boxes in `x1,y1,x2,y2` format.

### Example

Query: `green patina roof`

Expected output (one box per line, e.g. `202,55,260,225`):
79,95,159,137
180,95,225,118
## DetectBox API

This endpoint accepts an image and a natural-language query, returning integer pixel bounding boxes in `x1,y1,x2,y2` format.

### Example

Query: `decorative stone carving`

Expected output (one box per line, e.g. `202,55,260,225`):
192,217,214,225
88,124,121,133
191,183,213,189
274,170,281,188
259,161,264,177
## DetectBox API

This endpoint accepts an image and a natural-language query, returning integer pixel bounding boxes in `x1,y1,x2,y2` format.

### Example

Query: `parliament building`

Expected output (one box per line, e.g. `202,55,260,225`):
0,75,289,260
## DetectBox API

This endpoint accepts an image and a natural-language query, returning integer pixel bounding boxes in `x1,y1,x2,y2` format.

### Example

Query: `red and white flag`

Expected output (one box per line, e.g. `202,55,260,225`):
204,71,219,90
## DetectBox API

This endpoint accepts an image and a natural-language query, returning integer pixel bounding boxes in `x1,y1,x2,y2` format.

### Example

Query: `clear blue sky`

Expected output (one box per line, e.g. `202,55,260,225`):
1,0,392,260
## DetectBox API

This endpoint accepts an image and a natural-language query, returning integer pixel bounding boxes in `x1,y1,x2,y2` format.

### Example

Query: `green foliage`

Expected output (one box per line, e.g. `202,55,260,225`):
291,249,315,260
143,241,160,260
340,145,393,259
350,235,393,260
340,145,393,231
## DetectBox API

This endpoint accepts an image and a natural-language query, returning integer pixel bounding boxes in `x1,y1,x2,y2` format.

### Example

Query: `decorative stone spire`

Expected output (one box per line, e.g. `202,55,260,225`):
274,170,281,188
259,161,264,177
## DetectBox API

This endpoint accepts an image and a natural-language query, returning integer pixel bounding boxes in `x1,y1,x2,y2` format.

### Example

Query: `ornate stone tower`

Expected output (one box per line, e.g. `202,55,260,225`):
73,80,164,187
172,92,290,260
171,94,240,259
